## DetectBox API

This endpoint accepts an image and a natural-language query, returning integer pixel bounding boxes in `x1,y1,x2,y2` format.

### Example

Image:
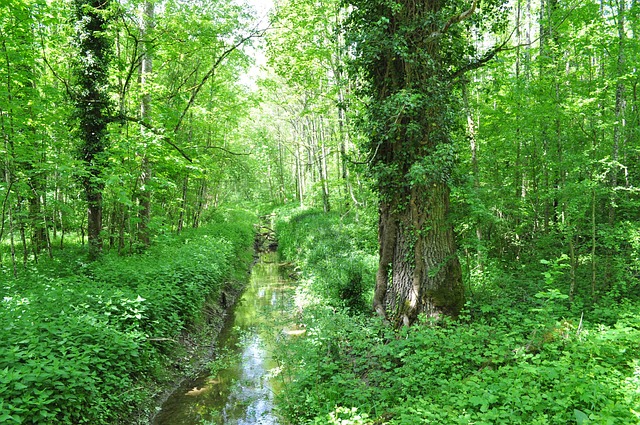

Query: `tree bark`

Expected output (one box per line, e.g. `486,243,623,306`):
351,0,493,324
138,0,154,247
374,183,464,325
73,0,112,259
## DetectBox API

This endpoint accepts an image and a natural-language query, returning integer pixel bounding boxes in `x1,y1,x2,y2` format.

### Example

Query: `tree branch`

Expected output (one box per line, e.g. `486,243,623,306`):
430,0,478,39
449,28,515,80
447,0,580,81
38,31,73,99
495,0,581,53
173,28,266,134
442,0,478,34
119,115,193,162
193,145,254,156
159,60,201,103
119,50,145,110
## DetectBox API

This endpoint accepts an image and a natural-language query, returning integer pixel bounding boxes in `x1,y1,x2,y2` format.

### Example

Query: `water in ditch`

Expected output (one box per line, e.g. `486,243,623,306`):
152,253,299,425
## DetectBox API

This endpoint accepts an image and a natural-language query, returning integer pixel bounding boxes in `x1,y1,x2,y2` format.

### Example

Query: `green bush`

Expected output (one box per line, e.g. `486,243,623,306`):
276,303,640,424
273,207,640,425
0,208,255,424
275,206,377,313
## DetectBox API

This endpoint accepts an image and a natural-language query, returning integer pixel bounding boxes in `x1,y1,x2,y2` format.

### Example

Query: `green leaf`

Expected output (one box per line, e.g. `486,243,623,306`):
574,409,589,424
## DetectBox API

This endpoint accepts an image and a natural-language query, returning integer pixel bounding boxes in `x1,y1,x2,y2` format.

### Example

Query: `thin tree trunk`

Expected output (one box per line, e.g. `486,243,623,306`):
192,179,206,229
40,194,53,259
602,0,627,289
177,174,188,234
591,187,597,297
118,205,127,254
296,144,304,206
569,233,576,302
462,83,483,272
319,119,331,212
138,0,154,247
610,0,626,226
337,80,351,210
278,140,286,202
74,0,113,259
8,204,17,278
19,207,28,265
2,38,18,271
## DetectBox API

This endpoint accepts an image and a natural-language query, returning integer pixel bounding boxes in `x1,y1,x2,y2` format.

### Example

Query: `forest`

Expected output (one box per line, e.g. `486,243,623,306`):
1,0,639,423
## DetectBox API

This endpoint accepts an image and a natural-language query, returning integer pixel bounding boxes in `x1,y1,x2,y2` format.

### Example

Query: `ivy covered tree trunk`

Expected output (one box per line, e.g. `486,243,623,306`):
349,0,504,325
73,0,112,259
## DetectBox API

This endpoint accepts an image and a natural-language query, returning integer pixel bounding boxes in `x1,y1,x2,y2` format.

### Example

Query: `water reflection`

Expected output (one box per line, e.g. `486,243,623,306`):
152,254,292,425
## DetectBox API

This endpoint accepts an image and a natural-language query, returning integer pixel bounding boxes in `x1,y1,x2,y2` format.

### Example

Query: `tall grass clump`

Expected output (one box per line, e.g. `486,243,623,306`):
0,208,255,424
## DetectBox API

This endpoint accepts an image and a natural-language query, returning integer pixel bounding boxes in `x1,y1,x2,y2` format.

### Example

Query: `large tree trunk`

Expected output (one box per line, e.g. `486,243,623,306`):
374,183,464,326
351,0,486,324
86,189,103,258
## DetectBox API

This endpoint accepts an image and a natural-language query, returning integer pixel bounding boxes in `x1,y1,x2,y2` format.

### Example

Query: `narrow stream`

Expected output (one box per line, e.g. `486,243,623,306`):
152,253,296,425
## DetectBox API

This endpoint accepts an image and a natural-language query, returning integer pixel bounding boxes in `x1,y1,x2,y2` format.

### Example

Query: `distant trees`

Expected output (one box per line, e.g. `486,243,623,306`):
264,0,367,212
462,0,640,301
1,0,70,272
0,0,259,267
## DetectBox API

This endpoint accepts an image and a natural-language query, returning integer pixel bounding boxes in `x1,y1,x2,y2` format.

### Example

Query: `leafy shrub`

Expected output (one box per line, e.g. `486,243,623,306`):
0,208,255,424
273,207,640,425
275,206,377,313
277,303,640,424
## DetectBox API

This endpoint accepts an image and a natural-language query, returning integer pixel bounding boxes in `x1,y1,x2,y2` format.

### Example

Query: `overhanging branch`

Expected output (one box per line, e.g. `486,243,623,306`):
119,115,193,162
450,28,515,80
189,145,254,156
450,0,580,80
442,0,477,34
114,22,268,164
429,0,478,39
173,27,267,134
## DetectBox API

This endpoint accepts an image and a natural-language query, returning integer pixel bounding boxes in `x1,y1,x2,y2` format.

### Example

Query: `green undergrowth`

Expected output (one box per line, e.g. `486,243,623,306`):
0,208,256,424
274,207,640,425
275,205,377,313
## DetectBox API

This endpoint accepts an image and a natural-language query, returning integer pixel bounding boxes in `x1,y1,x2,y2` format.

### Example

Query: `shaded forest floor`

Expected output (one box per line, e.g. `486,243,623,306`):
272,206,640,424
